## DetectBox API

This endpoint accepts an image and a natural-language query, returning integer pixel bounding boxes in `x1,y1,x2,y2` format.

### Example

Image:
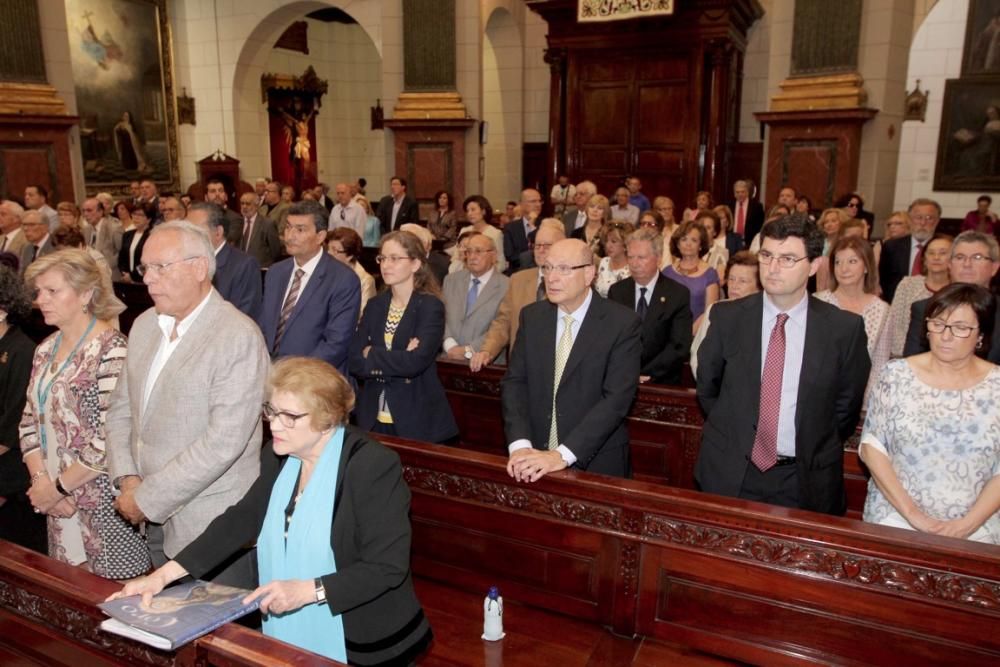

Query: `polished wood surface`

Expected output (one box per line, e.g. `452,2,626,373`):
386,435,1000,666
436,359,870,518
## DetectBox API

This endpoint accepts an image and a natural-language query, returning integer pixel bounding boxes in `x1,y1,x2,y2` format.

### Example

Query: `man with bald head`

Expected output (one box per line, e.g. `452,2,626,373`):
503,188,544,272
328,182,366,236
502,238,642,482
562,180,596,237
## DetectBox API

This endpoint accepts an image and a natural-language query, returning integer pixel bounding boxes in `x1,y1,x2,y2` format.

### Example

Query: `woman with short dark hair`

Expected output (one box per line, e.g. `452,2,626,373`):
428,190,457,244
663,220,720,329
860,283,1000,544
463,195,504,273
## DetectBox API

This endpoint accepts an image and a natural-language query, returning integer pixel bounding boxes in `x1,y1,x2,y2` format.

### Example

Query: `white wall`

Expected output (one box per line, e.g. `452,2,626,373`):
739,0,771,145
893,0,999,218
483,7,523,204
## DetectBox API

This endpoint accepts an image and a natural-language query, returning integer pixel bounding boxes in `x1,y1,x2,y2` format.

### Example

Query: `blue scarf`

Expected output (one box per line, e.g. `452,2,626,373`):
257,427,347,661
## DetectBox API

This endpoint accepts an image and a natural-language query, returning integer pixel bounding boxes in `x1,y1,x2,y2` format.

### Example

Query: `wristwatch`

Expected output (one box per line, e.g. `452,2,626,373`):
314,577,327,604
464,346,474,360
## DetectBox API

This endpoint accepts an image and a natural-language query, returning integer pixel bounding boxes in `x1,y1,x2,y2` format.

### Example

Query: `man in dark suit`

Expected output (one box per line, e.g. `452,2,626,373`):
18,210,54,276
238,192,283,267
561,180,596,237
502,238,642,482
376,176,419,233
695,213,870,515
608,228,692,385
187,202,262,319
503,188,543,272
903,230,1000,362
879,198,941,303
258,200,361,376
204,179,244,246
731,179,765,246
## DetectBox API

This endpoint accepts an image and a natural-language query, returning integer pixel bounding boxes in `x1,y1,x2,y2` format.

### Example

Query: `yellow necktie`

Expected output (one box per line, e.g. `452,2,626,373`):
547,314,575,450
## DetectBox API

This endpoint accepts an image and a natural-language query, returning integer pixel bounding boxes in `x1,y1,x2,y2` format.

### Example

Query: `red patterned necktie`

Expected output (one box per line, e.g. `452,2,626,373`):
911,243,924,276
751,313,788,471
736,202,746,235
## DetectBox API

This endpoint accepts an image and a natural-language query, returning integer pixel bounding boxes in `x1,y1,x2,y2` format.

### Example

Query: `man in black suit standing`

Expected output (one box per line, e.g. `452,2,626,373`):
187,202,262,319
376,176,419,233
608,228,692,385
502,239,641,482
204,179,243,246
502,188,543,272
695,213,870,515
731,179,765,246
879,198,941,303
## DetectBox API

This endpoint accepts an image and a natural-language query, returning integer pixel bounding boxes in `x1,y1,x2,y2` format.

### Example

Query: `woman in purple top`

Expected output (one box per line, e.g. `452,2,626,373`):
662,220,720,332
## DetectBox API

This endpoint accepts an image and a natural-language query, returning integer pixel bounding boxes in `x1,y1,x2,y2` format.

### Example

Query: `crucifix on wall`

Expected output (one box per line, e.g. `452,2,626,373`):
261,66,328,195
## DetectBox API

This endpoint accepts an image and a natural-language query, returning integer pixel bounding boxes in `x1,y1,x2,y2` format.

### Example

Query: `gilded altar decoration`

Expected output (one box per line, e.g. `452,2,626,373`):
577,0,674,23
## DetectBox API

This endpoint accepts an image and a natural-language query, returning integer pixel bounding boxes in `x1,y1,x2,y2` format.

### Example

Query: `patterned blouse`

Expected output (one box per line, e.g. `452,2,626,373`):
593,256,630,298
888,276,933,357
814,291,892,400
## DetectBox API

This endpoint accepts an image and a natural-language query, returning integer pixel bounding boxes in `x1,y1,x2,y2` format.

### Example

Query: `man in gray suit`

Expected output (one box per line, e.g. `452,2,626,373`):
561,180,596,237
18,210,54,275
238,192,282,267
82,197,123,279
442,231,510,362
107,220,270,587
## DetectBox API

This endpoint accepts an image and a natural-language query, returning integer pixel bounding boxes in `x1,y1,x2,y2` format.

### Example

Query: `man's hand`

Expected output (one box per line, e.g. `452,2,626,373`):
445,345,467,360
244,579,316,616
114,486,146,525
507,449,567,483
406,337,420,351
639,375,651,384
469,351,491,372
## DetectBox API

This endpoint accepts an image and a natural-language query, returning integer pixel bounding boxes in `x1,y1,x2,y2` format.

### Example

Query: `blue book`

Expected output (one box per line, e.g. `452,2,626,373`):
98,580,260,651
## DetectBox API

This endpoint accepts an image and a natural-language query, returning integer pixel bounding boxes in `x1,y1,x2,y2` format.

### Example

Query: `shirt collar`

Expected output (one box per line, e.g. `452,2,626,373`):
471,267,494,285
561,287,594,321
635,273,658,291
294,248,324,274
35,234,49,249
157,289,212,341
762,290,809,325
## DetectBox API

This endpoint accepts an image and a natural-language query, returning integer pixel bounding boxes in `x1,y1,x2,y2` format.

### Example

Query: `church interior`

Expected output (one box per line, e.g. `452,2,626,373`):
1,0,999,665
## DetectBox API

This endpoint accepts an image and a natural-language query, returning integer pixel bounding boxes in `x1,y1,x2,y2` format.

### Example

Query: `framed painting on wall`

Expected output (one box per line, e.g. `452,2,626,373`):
65,0,179,194
961,0,1000,77
933,78,1000,192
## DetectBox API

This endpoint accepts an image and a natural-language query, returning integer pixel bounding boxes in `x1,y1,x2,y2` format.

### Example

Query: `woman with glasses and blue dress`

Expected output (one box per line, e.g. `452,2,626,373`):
349,230,458,443
860,283,1000,544
108,356,432,664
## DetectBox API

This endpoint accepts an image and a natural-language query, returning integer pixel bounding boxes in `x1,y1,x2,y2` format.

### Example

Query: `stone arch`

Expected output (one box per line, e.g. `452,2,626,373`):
482,5,524,205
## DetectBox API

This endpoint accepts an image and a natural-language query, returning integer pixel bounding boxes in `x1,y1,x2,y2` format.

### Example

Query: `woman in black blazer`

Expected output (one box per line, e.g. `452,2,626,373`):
109,357,431,665
350,230,458,443
116,204,150,282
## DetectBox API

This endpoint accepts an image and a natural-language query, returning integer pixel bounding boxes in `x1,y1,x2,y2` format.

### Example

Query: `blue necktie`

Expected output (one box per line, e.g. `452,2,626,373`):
466,277,481,316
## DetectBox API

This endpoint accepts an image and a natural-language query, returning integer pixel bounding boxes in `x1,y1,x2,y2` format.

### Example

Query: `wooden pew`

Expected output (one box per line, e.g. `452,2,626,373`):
0,541,343,666
437,359,871,518
384,435,1000,666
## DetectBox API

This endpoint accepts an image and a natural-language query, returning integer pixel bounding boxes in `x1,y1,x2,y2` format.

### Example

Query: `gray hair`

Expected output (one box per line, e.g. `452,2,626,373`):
187,201,227,232
576,180,597,197
287,200,329,233
21,209,44,225
908,197,942,218
734,179,749,189
953,230,1000,262
152,220,217,279
0,200,24,220
627,226,663,258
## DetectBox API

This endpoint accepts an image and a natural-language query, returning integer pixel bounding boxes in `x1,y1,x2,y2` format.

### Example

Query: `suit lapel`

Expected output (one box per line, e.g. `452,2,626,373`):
559,292,602,387
286,254,329,329
392,293,420,349
468,274,503,317
794,297,823,438
537,302,558,406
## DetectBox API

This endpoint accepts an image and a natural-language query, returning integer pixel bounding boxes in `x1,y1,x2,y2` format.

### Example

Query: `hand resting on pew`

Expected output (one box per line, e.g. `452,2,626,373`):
507,447,567,483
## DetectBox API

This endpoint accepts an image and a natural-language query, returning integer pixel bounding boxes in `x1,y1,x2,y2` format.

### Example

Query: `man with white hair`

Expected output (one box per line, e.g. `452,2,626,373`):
254,178,268,207
18,210,54,275
328,182,366,236
0,200,27,256
107,220,269,587
82,197,123,280
562,180,596,237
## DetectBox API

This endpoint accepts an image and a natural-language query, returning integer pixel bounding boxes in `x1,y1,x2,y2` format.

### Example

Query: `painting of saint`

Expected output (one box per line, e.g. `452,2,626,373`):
934,80,1000,191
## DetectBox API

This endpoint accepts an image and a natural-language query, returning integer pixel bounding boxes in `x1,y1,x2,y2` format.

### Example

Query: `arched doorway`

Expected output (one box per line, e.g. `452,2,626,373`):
482,7,523,206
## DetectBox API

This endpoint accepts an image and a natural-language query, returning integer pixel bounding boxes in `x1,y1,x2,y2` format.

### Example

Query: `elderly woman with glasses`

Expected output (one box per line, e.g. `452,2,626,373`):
109,356,432,664
860,283,1000,544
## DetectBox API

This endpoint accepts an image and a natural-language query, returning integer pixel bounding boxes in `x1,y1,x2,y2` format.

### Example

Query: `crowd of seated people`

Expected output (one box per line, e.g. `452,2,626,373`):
0,173,997,666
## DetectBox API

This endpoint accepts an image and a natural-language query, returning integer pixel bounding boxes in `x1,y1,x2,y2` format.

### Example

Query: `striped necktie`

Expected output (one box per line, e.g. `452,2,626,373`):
274,268,305,353
547,314,575,450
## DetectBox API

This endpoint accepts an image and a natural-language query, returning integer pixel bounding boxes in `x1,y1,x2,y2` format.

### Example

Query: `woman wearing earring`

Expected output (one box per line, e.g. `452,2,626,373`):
350,231,458,443
19,249,150,578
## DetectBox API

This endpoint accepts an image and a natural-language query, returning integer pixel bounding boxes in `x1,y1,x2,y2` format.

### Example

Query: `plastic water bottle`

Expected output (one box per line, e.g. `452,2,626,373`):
482,586,504,641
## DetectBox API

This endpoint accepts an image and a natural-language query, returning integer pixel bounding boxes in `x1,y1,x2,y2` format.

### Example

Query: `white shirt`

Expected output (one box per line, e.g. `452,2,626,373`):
0,227,23,252
281,249,323,307
329,201,367,236
443,268,495,352
142,290,213,416
391,196,404,229
574,210,587,230
760,291,809,457
634,273,658,309
508,289,595,466
611,204,640,224
128,230,145,271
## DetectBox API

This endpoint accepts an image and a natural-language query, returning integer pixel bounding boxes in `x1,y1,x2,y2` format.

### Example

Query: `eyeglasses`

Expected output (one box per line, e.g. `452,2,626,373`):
540,263,590,276
376,254,411,264
757,250,808,269
262,402,310,428
911,214,938,222
639,220,659,228
533,242,554,250
136,256,199,276
465,247,495,256
926,319,978,338
952,253,992,264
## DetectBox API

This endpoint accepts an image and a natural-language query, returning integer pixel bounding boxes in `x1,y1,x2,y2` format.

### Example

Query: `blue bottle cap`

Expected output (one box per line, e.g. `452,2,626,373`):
487,586,500,600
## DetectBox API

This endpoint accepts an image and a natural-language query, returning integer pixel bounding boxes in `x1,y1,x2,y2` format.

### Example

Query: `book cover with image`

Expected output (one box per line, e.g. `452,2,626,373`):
98,580,260,651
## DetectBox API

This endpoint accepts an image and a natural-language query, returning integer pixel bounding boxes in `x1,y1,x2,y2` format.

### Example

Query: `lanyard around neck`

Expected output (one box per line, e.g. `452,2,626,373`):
36,317,97,455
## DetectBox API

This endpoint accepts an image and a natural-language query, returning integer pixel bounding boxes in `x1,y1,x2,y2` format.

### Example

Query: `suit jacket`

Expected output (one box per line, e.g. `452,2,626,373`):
117,229,149,282
479,267,544,361
723,231,745,261
427,250,450,289
879,234,914,304
903,294,1000,363
608,276,693,385
731,199,765,246
259,201,291,235
561,207,585,237
0,228,27,257
222,208,244,246
241,214,282,268
501,293,642,477
175,430,432,665
105,290,270,557
694,293,870,514
350,291,458,443
213,242,262,319
258,252,361,376
376,195,419,233
442,269,510,351
18,237,54,275
502,220,533,272
93,216,124,280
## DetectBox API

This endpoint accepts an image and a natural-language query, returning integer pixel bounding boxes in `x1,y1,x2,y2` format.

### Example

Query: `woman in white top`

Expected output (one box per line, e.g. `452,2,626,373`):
593,222,631,297
815,235,891,399
326,227,377,318
462,195,505,273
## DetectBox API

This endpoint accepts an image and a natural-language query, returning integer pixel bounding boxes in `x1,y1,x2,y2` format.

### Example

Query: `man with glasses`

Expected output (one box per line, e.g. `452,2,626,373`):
903,230,1000,362
259,180,291,235
561,180,596,237
18,210,54,275
0,200,28,257
238,192,282,267
106,220,270,588
328,182,366,237
880,198,942,302
82,197,123,279
695,213,870,514
501,238,641,482
258,200,360,376
441,231,510,362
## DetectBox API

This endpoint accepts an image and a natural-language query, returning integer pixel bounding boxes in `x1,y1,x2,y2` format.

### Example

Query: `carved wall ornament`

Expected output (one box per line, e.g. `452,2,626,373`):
577,0,675,23
904,80,929,122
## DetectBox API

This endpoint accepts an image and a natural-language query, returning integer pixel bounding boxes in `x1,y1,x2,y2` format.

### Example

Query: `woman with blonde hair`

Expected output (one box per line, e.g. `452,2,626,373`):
572,193,609,253
593,222,632,297
20,249,149,578
357,196,381,248
350,231,457,443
